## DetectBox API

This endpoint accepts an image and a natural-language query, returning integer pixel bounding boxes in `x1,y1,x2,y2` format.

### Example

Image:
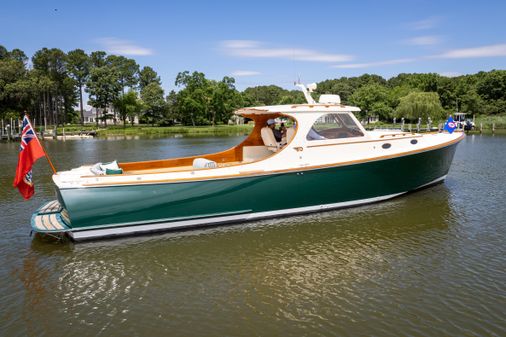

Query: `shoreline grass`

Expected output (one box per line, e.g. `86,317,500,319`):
366,115,506,132
44,114,506,137
474,115,506,129
54,124,255,136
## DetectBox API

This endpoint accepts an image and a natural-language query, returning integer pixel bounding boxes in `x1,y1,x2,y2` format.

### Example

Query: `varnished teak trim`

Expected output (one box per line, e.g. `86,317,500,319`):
307,134,423,148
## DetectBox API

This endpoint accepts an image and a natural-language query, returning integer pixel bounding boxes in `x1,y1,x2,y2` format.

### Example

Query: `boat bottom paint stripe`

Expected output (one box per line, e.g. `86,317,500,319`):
418,174,446,189
69,209,253,232
67,175,447,241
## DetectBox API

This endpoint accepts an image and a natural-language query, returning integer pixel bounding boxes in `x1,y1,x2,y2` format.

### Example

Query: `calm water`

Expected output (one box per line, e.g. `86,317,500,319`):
0,134,505,337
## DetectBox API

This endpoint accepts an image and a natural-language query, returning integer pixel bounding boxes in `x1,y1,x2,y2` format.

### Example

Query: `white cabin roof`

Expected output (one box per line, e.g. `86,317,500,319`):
235,103,361,116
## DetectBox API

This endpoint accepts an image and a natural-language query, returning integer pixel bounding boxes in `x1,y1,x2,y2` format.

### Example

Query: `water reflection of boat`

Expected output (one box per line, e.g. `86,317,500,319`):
20,184,465,335
31,84,464,241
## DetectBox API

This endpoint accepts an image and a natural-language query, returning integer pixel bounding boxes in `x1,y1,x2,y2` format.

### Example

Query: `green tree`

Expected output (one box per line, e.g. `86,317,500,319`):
8,49,28,64
139,66,161,90
0,46,28,119
86,65,121,127
140,82,166,125
459,90,482,115
349,83,392,120
107,55,139,92
164,90,178,125
4,75,35,116
388,73,441,92
32,48,76,125
105,55,140,123
174,71,211,126
90,51,107,67
242,85,286,106
476,70,506,101
395,92,445,121
316,75,387,106
30,69,54,128
67,49,90,125
476,70,506,114
209,76,243,125
114,90,142,126
0,45,8,59
387,85,416,110
317,81,354,103
436,76,457,110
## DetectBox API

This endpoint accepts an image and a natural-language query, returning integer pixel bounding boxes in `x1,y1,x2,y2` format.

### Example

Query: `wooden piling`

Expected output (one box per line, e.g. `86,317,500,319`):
492,123,495,134
480,123,483,133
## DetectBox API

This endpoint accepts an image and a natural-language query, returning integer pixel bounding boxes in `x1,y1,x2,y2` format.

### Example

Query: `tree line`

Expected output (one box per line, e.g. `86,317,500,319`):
1,45,505,127
317,72,506,122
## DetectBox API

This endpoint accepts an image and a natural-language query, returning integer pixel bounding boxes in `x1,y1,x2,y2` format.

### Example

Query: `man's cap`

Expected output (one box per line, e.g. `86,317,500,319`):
267,119,276,125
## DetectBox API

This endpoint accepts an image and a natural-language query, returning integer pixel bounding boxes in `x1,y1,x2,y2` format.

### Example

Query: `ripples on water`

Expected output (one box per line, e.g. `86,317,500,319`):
1,134,505,336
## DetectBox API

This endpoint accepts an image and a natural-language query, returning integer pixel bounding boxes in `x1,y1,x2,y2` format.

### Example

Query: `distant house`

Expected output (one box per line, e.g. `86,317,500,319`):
360,115,380,125
228,115,245,125
80,108,139,125
368,115,380,124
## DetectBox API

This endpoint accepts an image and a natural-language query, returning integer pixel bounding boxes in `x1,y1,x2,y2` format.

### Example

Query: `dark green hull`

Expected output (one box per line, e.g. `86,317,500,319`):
57,142,458,232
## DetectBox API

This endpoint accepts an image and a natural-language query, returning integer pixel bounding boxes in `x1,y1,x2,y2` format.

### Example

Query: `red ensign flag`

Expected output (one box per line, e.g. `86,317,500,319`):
13,115,45,200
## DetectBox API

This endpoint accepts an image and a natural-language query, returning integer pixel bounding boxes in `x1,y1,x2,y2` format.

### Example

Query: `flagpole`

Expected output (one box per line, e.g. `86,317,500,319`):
41,144,57,174
26,112,57,174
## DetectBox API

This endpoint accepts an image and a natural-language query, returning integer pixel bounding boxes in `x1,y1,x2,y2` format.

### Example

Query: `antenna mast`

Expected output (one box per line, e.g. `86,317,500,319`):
295,83,317,104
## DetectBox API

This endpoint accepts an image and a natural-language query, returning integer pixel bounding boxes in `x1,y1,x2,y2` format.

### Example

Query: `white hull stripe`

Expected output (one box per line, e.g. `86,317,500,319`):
68,175,446,241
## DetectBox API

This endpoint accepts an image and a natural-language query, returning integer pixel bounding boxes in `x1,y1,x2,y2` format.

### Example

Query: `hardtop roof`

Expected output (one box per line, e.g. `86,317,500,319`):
235,103,361,116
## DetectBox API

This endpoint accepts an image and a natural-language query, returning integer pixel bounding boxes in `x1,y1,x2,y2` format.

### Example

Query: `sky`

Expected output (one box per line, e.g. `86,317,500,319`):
1,0,506,94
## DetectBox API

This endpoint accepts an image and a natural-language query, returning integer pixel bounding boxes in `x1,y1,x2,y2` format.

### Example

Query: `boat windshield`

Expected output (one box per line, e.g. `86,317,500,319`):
307,113,364,140
454,113,466,122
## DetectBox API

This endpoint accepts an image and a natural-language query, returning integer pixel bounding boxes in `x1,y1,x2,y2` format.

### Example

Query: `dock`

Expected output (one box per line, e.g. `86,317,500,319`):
1,118,96,141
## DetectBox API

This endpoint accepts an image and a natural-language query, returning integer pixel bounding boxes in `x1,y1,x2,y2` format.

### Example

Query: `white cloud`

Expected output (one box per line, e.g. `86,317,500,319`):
405,35,441,46
96,37,153,56
333,58,416,69
221,40,353,62
436,43,506,58
223,40,260,49
231,70,260,77
331,42,506,70
409,17,440,30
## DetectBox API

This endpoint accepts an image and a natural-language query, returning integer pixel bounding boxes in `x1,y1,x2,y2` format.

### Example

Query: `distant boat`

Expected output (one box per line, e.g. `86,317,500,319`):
454,112,475,131
31,83,464,241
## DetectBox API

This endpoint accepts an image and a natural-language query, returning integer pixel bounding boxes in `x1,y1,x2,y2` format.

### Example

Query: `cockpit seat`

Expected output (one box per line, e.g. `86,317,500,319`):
261,127,281,152
286,127,296,144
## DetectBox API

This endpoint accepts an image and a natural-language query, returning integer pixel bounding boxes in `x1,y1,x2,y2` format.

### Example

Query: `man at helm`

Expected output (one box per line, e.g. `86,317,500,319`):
267,119,283,142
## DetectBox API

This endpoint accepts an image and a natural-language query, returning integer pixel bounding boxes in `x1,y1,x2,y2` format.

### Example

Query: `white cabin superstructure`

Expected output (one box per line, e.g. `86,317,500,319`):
54,102,462,190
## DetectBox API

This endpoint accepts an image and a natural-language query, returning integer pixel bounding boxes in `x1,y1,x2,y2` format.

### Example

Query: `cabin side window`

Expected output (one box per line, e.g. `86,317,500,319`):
307,113,364,140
